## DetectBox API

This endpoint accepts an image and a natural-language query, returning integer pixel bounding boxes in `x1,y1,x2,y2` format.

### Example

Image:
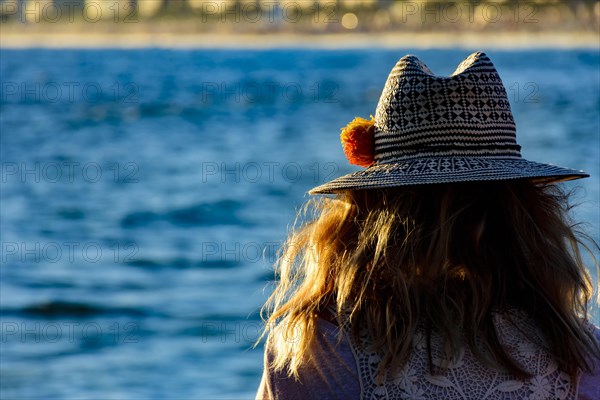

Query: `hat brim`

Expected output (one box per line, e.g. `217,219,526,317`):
309,157,589,195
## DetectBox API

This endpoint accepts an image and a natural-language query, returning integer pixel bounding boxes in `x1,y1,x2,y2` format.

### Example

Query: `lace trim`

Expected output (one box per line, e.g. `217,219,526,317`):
342,309,579,400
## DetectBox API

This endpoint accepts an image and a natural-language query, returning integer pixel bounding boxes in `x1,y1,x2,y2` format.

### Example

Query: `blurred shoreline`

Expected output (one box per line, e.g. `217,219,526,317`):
1,1,599,49
2,29,598,49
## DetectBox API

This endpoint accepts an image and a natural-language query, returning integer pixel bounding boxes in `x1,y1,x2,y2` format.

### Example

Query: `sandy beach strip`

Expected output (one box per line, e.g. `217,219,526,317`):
1,30,599,49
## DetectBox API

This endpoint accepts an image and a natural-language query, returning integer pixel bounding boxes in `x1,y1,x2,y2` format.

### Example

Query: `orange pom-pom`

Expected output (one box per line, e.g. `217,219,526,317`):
340,116,375,168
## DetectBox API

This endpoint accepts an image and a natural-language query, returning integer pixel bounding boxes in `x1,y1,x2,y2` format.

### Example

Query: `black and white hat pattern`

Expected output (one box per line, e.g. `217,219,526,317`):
310,52,588,194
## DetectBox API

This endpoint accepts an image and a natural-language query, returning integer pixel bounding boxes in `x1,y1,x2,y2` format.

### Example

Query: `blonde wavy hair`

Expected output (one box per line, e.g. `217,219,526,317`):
261,181,599,381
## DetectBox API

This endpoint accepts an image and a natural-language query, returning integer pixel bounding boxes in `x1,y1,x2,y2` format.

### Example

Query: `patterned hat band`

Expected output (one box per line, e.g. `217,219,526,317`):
374,136,523,163
309,51,588,194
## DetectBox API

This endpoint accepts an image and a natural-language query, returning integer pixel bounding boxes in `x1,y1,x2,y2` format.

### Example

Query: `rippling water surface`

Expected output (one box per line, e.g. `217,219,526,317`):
1,48,599,399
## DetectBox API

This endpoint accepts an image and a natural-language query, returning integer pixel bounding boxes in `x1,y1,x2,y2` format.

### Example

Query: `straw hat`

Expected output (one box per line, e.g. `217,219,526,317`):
309,52,588,195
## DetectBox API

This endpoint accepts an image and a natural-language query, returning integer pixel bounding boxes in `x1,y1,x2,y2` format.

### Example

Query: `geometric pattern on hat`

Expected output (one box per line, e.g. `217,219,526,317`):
310,52,588,194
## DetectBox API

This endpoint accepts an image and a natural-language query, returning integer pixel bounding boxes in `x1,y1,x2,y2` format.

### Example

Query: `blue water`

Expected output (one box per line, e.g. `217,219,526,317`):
1,48,599,399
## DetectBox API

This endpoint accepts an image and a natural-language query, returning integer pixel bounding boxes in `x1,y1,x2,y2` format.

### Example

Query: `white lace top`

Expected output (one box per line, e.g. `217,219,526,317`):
256,310,600,400
344,310,579,400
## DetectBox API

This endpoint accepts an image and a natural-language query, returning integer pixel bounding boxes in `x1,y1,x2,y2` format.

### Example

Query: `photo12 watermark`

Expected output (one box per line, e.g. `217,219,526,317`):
390,1,538,24
1,0,138,23
199,320,305,344
1,81,139,104
198,80,339,105
197,239,326,265
1,241,139,264
200,241,279,264
1,321,139,344
195,1,339,24
1,161,140,184
507,81,540,104
199,161,340,184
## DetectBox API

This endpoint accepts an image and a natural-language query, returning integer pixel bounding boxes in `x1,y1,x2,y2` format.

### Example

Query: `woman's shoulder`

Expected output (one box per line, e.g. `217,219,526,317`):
580,318,600,365
578,320,600,400
258,314,360,400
